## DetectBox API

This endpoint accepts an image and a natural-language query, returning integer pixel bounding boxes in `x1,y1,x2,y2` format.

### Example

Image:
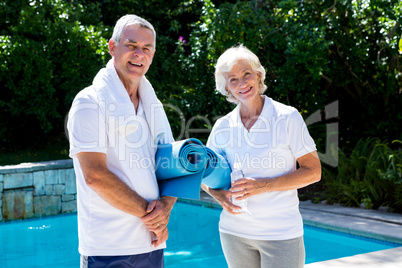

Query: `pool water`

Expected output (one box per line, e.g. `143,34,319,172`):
165,202,398,267
0,202,398,267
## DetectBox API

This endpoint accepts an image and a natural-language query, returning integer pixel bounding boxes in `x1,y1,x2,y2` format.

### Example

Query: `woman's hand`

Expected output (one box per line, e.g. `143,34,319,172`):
206,188,244,215
230,177,269,200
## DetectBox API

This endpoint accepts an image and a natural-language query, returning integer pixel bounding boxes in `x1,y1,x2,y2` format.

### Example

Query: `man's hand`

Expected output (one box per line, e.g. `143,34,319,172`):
141,196,177,233
152,227,169,247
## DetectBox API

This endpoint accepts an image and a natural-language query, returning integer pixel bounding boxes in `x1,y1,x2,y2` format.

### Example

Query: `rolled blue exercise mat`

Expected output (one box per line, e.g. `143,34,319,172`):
155,138,232,199
155,138,208,199
202,147,231,190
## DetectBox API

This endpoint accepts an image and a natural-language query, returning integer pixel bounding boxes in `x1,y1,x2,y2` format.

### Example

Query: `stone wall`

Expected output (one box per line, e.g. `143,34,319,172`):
0,160,76,222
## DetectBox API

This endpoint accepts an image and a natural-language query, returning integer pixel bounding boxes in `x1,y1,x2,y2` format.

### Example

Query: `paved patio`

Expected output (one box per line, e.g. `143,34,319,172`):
186,191,402,267
304,247,402,268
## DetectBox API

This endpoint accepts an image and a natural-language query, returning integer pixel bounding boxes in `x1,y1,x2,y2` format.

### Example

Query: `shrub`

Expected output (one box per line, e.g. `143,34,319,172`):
0,0,109,146
323,138,402,211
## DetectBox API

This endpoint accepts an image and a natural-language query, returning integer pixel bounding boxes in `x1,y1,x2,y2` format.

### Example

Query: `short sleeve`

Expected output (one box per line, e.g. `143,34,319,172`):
287,110,317,159
206,119,226,157
67,99,107,158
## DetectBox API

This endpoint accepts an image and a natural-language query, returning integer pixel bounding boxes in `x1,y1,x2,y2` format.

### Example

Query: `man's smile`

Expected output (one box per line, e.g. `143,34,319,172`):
129,61,143,67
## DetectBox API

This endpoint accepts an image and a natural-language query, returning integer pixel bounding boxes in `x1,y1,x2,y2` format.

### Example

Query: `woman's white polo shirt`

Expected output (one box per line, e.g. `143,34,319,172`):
207,96,316,240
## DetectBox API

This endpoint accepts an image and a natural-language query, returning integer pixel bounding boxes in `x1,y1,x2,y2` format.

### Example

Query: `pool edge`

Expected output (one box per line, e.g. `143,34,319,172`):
180,192,402,246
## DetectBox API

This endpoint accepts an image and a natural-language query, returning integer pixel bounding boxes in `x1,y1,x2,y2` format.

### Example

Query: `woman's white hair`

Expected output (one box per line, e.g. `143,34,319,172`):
215,44,267,104
111,14,156,48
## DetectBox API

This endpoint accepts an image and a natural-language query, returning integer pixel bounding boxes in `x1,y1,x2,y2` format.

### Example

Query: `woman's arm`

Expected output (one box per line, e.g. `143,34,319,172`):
230,151,321,199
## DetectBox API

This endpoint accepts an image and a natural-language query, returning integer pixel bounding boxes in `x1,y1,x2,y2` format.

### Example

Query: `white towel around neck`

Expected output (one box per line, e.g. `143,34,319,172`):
92,59,173,145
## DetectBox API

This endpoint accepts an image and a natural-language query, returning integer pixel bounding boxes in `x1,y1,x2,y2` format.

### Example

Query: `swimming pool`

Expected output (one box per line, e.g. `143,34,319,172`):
0,202,398,267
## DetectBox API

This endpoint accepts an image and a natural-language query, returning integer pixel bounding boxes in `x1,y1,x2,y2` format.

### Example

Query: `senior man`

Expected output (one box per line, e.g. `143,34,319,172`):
67,14,177,267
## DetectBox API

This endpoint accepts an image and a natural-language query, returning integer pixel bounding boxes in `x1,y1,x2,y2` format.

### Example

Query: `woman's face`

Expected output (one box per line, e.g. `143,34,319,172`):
224,60,260,105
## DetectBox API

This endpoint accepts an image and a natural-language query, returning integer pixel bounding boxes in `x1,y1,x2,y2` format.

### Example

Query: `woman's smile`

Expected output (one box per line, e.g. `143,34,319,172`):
239,86,252,94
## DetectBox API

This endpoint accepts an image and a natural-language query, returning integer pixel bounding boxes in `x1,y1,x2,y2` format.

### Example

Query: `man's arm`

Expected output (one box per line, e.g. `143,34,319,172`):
78,151,177,247
77,151,149,217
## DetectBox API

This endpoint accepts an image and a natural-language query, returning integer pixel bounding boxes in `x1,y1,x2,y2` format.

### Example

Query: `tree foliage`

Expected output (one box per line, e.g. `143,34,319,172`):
177,0,402,147
0,0,109,145
0,0,401,151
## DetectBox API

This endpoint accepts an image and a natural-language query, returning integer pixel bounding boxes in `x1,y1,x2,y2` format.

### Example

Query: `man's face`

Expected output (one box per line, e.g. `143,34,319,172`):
109,24,155,84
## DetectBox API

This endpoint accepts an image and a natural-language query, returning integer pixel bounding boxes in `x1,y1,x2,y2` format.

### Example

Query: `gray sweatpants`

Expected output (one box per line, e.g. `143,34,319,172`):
220,232,305,268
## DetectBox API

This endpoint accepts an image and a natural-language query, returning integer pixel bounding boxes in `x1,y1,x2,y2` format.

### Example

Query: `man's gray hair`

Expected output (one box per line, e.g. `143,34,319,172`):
111,14,156,47
215,44,267,104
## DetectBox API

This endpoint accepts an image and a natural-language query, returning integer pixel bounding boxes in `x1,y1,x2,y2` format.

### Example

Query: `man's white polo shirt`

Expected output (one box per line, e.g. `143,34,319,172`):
68,84,167,256
207,96,316,240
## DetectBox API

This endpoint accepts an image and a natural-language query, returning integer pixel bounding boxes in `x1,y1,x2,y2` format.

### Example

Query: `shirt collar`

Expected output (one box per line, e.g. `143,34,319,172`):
229,95,274,127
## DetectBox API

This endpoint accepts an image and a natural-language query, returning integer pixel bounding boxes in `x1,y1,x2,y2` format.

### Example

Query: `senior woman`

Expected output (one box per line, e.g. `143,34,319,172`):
201,45,321,268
